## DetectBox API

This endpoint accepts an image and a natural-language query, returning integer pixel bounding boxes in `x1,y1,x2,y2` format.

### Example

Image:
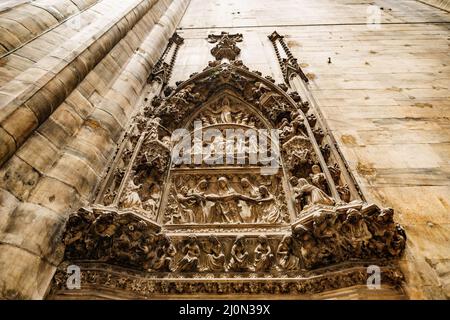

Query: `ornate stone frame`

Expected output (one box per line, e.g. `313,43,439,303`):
48,32,407,299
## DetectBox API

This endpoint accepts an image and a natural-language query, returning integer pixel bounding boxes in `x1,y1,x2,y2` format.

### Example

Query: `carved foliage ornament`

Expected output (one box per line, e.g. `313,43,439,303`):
208,32,243,61
62,203,405,273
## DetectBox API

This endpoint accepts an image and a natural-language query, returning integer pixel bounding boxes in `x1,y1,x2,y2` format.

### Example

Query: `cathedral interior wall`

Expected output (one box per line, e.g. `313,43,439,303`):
0,0,191,299
0,0,449,299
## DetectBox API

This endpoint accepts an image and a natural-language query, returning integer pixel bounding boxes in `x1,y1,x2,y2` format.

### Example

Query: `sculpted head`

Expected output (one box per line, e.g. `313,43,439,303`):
346,208,362,223
218,177,229,189
180,186,189,194
281,235,293,245
197,179,208,191
379,208,394,223
258,185,269,197
257,235,269,245
240,178,251,188
289,176,299,186
234,235,246,246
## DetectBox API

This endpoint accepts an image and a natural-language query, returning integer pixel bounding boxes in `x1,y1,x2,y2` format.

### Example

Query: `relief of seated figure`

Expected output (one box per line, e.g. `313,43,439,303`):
290,176,335,211
227,236,254,272
120,179,143,209
176,235,201,272
253,235,275,272
201,235,226,272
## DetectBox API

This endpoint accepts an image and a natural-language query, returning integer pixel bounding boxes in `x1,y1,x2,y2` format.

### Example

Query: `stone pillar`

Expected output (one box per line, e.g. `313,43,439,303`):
0,0,190,299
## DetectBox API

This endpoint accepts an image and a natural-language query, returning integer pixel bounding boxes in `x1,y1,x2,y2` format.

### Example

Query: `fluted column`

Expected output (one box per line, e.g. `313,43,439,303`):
0,0,190,299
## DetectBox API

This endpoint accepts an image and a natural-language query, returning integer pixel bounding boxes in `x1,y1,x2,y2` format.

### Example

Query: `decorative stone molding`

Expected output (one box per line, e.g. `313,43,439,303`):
50,262,404,297
268,31,309,83
208,32,243,61
148,32,184,85
61,201,405,274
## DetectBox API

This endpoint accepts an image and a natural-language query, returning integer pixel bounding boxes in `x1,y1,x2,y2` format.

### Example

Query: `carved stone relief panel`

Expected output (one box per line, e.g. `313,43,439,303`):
163,172,289,225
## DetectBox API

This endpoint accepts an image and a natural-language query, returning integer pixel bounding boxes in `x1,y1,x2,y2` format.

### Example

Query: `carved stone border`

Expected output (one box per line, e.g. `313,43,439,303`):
49,261,404,298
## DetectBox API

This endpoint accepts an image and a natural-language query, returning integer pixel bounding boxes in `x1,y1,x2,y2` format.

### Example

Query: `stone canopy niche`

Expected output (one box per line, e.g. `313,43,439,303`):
49,32,407,299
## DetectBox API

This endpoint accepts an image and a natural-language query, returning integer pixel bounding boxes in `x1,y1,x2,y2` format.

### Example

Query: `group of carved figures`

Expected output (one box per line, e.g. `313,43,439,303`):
168,176,284,224
120,179,161,220
63,204,405,273
290,165,335,211
292,206,406,268
169,235,277,273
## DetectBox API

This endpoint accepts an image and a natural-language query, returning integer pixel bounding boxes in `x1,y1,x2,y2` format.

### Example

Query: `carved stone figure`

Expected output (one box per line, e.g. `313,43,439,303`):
292,224,320,269
341,209,372,257
255,185,281,223
310,165,328,194
312,211,341,263
120,179,142,209
291,177,335,210
239,178,259,223
279,118,295,141
337,185,351,203
228,236,253,272
201,235,226,272
253,236,275,272
189,179,210,223
112,220,148,266
219,97,232,123
177,186,197,223
151,235,176,272
142,184,161,220
209,177,243,223
176,236,201,272
63,208,95,259
366,207,406,257
276,235,299,271
278,112,307,142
